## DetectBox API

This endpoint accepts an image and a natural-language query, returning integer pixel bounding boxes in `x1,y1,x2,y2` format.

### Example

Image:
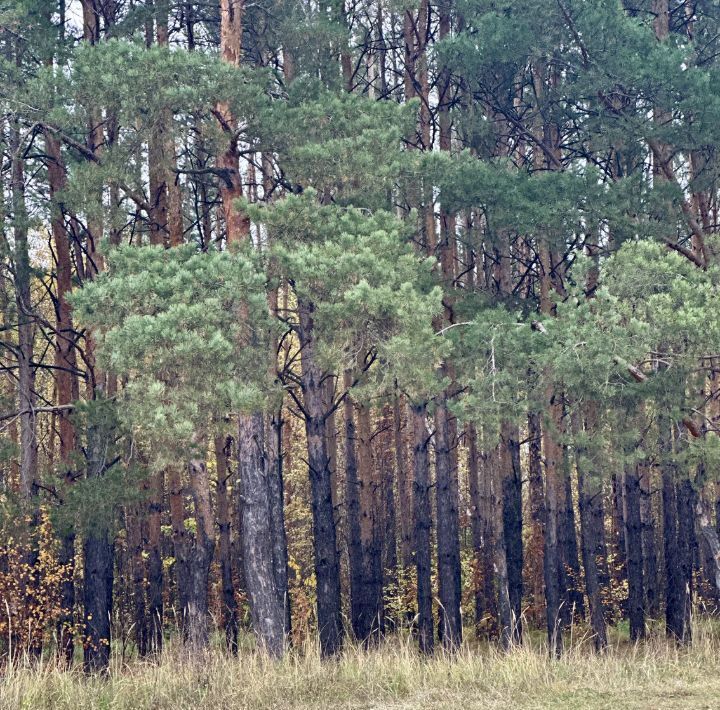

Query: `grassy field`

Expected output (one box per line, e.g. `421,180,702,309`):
2,626,720,709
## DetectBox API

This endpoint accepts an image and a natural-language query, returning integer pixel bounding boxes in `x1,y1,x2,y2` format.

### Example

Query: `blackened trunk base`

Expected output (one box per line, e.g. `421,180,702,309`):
83,535,114,673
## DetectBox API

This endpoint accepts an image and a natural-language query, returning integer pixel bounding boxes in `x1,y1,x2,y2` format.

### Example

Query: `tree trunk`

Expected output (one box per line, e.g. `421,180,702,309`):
10,119,37,506
467,424,482,629
298,297,343,656
217,0,250,245
143,466,163,655
527,412,545,626
215,435,238,653
324,379,339,532
380,404,397,626
411,402,433,654
267,408,290,636
542,400,564,656
45,130,79,665
181,454,215,651
467,424,493,634
394,394,413,572
10,114,41,656
611,472,628,607
83,418,114,673
574,408,608,651
344,373,363,638
695,492,720,595
357,399,384,641
238,413,285,657
128,503,147,657
559,442,584,622
639,462,659,618
83,532,113,672
676,475,695,642
491,443,513,649
500,422,522,643
434,399,462,650
624,463,645,641
167,462,189,635
661,420,688,642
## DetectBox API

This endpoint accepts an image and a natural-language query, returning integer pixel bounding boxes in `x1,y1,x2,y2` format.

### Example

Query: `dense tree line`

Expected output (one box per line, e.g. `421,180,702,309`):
2,0,720,672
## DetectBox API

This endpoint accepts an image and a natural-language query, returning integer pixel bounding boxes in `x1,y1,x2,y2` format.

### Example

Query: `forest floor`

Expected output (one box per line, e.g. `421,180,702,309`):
2,624,720,709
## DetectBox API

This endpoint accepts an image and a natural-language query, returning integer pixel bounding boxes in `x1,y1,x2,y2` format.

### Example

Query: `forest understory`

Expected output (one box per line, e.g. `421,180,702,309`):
4,624,720,710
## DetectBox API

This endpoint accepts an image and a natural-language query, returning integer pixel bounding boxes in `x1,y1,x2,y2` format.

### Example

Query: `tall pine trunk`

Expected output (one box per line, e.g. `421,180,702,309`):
238,413,285,656
215,435,238,653
467,424,495,634
527,412,546,626
574,407,608,650
624,463,645,640
411,402,433,654
45,130,79,665
542,400,564,656
182,454,215,650
500,422,522,643
83,417,114,673
492,443,513,649
344,374,363,638
435,399,462,649
357,400,384,641
639,463,659,618
298,298,343,656
267,408,290,637
559,442,584,622
394,394,413,574
10,115,41,657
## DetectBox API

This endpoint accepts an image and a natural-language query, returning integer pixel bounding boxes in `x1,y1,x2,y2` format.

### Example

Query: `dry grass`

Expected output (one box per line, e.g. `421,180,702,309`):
2,625,720,709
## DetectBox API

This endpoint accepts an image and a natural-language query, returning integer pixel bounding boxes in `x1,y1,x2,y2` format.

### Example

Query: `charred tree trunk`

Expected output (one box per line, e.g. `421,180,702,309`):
491,443,513,649
435,399,462,650
167,464,189,637
559,443,584,622
611,472,628,607
344,375,363,638
574,409,608,651
298,297,343,656
542,403,564,656
267,408,290,637
215,435,238,653
145,466,164,655
358,400,384,641
624,463,645,641
411,402,433,654
128,503,147,657
324,379,339,533
467,424,495,634
82,531,113,672
661,420,689,642
181,455,215,650
676,475,695,642
83,418,114,673
639,463,659,619
500,422,522,643
394,394,413,573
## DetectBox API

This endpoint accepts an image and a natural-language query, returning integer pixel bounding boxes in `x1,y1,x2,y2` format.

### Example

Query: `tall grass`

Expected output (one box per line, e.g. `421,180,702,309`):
2,624,720,709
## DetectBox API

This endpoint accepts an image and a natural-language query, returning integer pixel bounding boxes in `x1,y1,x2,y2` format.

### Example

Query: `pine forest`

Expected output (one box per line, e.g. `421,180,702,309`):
2,1,720,707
